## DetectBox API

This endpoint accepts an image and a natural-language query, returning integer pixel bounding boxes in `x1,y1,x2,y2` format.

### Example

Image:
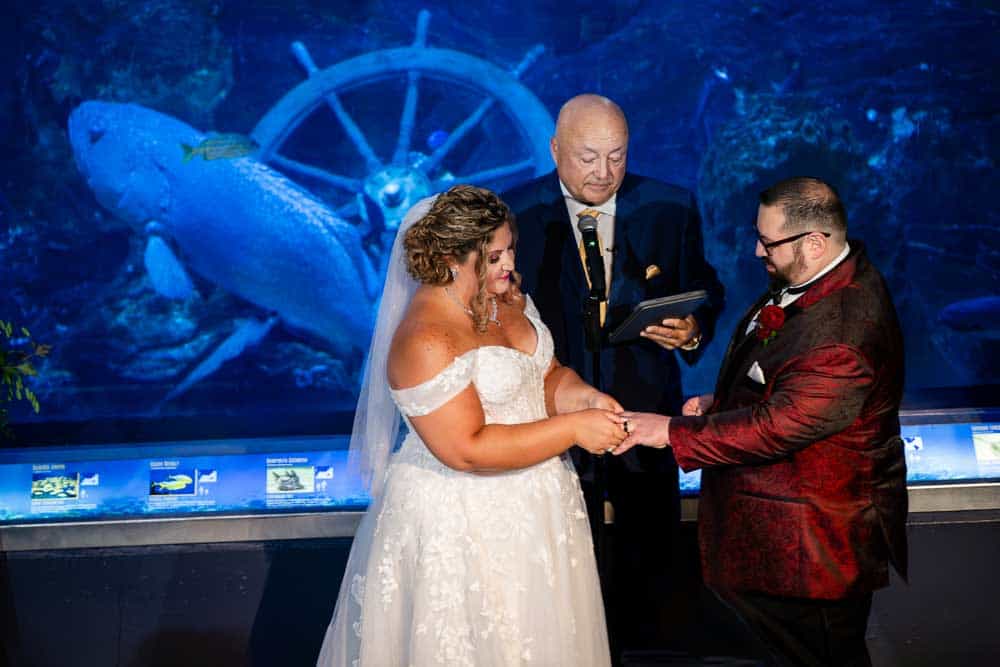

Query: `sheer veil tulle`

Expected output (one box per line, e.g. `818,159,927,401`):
347,194,438,499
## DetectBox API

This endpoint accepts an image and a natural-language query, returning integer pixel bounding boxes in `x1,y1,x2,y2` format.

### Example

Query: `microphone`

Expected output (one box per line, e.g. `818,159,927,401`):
577,214,607,300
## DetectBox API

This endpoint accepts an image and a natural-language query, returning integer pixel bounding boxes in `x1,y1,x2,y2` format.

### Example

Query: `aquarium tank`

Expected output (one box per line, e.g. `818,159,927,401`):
2,0,997,440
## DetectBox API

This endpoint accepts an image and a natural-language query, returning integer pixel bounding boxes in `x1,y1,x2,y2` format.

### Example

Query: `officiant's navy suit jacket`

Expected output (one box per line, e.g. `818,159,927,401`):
505,171,725,474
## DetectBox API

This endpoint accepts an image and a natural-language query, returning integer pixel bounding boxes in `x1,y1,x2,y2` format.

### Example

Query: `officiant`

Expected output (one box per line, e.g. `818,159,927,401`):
503,93,725,656
615,177,909,667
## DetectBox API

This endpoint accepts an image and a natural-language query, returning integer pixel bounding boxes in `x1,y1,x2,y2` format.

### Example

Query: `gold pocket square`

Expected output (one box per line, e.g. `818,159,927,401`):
645,264,661,280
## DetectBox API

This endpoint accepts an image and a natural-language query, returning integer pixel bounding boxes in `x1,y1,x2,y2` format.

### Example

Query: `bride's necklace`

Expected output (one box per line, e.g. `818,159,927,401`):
444,286,501,327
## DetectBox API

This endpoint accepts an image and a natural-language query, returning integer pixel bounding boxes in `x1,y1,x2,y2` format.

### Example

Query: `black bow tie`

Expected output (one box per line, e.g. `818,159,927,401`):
769,283,810,305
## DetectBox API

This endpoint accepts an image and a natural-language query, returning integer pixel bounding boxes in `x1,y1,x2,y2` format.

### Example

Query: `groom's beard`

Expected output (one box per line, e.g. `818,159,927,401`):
761,244,808,289
762,259,789,293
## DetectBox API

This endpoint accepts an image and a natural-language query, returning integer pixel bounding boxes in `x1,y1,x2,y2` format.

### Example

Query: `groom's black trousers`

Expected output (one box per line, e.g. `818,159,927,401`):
714,587,874,667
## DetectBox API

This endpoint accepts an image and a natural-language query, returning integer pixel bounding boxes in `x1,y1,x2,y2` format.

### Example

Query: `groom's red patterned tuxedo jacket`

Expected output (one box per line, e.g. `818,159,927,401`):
670,242,908,600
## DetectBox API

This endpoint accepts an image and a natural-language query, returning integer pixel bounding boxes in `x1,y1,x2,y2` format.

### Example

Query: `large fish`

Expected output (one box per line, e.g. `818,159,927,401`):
939,296,1000,332
68,101,378,398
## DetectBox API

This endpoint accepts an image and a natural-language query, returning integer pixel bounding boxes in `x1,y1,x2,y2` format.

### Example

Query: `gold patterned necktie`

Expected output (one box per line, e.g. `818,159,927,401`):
577,208,608,326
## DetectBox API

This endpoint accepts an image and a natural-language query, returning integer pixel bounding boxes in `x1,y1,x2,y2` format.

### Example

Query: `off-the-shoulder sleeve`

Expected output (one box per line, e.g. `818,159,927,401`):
389,352,476,417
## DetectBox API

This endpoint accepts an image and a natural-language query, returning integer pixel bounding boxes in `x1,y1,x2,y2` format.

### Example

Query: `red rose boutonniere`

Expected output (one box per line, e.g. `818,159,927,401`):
756,305,786,345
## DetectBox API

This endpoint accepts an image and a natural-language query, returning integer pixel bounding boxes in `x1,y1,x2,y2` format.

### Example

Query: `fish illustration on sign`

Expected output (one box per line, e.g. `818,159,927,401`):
151,474,194,493
272,469,305,492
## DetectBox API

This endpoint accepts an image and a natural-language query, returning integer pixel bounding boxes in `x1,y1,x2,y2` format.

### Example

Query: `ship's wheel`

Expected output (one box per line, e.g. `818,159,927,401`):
251,10,554,257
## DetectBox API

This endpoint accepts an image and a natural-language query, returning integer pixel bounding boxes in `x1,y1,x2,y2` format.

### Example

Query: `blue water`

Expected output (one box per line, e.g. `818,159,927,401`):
3,1,997,430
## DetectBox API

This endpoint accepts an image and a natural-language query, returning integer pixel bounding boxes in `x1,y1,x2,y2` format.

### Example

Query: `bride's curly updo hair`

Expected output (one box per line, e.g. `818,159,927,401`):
404,184,520,332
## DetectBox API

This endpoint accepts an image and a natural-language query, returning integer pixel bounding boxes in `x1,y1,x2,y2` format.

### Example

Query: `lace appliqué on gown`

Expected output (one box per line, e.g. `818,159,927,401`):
317,296,610,666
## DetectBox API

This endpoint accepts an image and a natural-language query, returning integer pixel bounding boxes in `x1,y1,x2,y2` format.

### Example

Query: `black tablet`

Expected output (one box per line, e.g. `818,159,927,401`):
608,289,708,344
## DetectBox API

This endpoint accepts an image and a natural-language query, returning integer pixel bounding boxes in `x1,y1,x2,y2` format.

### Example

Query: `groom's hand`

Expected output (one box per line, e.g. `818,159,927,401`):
612,411,670,455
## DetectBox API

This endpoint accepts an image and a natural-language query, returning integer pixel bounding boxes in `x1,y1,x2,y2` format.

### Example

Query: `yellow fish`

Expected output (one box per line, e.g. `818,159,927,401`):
181,134,258,162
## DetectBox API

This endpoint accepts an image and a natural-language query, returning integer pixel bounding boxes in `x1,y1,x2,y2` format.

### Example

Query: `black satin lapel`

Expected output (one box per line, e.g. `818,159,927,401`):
544,200,586,297
715,291,771,395
780,300,804,323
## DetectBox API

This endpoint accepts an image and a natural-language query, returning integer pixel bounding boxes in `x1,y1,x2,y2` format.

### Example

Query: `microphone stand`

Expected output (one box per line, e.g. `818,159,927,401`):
582,285,613,642
578,213,614,657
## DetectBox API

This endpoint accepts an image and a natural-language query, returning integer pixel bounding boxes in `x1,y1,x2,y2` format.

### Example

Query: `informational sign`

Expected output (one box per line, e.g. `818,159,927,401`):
0,438,367,523
971,424,1000,466
265,455,340,509
3,417,999,519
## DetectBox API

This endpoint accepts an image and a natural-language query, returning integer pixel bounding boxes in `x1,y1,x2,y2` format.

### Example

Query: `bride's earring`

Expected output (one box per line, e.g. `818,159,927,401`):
449,266,459,281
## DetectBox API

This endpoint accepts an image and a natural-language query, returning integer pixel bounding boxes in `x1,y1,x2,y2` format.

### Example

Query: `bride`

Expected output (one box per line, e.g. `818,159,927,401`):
317,185,623,666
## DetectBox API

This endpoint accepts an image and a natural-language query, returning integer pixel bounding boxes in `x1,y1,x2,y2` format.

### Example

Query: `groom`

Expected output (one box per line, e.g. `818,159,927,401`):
616,177,908,666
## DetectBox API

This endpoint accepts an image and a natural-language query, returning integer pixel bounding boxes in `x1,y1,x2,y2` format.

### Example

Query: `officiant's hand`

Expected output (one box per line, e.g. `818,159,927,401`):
641,314,700,351
682,393,714,416
611,411,670,455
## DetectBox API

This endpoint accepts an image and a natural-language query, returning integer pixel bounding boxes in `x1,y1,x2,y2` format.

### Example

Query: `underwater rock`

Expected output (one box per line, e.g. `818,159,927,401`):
694,91,872,380
257,342,356,396
33,0,233,127
697,92,866,267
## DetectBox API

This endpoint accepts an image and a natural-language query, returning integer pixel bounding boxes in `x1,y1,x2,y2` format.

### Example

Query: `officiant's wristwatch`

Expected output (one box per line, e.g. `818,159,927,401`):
680,332,702,351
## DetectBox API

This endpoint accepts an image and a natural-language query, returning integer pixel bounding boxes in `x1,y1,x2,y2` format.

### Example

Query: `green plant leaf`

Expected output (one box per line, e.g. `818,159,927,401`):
15,363,37,376
1,320,48,428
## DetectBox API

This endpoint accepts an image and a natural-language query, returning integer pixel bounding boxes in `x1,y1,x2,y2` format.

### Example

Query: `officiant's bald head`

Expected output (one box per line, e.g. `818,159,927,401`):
550,94,629,206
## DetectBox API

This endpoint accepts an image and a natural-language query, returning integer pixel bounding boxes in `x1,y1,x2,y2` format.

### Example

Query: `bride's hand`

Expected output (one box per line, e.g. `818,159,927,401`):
585,390,623,413
572,409,627,455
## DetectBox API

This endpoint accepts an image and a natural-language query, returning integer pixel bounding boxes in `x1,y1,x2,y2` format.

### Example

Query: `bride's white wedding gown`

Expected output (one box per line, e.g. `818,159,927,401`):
318,296,610,666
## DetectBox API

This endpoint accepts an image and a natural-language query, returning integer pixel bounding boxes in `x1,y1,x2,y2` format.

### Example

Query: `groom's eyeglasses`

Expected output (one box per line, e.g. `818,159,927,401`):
756,229,831,255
